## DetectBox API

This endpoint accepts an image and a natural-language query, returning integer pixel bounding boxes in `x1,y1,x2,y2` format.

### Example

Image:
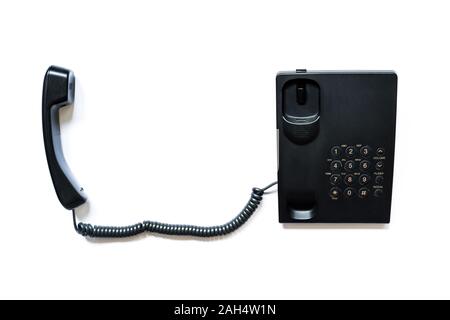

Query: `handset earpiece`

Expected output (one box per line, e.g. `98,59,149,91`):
42,66,86,209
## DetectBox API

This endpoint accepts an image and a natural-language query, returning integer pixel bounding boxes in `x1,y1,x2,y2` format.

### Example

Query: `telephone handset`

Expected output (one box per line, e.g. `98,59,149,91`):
43,66,397,238
42,66,87,210
42,66,277,238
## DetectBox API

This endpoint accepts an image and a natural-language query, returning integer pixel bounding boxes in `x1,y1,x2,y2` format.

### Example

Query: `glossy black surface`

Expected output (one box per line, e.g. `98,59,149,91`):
42,66,86,209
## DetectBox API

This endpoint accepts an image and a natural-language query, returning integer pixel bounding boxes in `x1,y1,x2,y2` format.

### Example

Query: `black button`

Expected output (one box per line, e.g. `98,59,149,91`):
360,145,371,157
330,187,341,199
358,188,369,199
375,176,384,185
360,160,371,171
330,174,341,185
330,146,342,158
375,161,384,170
344,174,355,185
374,189,384,198
359,174,370,185
344,187,356,199
376,147,385,156
330,160,342,172
345,146,356,158
344,160,356,172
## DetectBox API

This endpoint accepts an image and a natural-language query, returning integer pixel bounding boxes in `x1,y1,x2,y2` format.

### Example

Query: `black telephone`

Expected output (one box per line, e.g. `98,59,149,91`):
43,66,397,238
277,70,397,223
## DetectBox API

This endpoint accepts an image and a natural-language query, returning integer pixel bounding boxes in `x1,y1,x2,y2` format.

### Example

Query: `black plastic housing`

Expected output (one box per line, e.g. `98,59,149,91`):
277,70,397,223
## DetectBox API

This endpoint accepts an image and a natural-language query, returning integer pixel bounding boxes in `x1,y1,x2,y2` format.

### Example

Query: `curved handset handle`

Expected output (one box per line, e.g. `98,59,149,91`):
42,66,86,209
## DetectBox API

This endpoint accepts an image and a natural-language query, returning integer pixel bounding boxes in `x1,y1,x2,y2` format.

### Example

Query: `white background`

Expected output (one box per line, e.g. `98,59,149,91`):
0,0,449,299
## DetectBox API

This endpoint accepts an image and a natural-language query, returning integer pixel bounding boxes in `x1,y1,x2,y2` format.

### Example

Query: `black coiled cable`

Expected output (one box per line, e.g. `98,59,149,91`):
73,181,277,238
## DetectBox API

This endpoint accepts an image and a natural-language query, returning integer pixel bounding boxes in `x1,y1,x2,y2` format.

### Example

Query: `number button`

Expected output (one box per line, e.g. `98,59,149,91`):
330,146,342,158
359,174,370,185
330,174,341,185
344,174,355,185
330,187,341,199
330,160,342,172
358,188,369,199
344,187,356,199
345,146,356,158
344,160,355,172
360,145,371,157
360,160,371,171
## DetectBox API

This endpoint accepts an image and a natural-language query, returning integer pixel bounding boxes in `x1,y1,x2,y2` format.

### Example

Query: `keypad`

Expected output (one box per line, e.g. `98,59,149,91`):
326,144,386,200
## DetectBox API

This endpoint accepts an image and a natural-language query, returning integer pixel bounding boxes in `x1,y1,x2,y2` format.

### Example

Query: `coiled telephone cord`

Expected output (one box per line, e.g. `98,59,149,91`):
73,181,277,238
